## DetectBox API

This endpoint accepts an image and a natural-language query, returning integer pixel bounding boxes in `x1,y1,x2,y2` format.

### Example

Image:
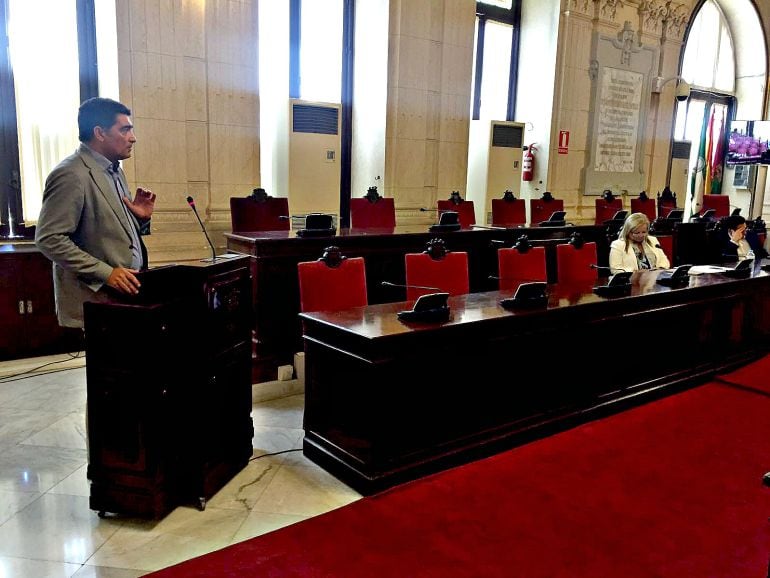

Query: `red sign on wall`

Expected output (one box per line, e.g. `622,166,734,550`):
558,130,570,154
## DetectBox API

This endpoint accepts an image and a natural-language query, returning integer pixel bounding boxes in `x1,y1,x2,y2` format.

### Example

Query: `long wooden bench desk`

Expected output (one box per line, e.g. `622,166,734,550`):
299,264,770,495
226,224,610,379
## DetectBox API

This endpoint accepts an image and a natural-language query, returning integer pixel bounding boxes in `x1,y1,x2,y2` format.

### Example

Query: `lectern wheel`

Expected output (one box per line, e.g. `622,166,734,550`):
198,497,206,511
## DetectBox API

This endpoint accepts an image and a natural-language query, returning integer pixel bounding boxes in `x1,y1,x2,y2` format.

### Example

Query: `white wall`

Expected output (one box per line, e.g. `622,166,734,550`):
516,0,560,219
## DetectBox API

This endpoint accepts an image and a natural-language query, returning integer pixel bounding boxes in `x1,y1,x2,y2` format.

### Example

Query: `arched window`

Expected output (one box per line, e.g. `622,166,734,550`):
673,0,766,217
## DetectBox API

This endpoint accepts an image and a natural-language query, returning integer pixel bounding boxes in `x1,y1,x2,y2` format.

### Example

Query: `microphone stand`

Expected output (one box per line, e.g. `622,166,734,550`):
187,196,216,262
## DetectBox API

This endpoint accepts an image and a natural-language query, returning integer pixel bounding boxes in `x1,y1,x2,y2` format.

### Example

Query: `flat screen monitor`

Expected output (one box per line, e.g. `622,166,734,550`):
726,120,770,165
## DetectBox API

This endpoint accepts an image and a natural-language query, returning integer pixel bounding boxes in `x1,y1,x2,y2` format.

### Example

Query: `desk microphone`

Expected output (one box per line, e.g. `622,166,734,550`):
589,264,612,272
382,282,450,322
186,195,216,262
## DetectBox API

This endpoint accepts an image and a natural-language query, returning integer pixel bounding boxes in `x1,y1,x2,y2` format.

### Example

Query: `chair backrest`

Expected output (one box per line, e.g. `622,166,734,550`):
350,197,396,229
230,197,290,232
595,198,623,225
630,197,656,222
404,251,469,300
700,194,730,218
437,200,476,228
656,235,674,264
658,198,678,218
497,246,547,293
297,257,368,312
491,198,526,227
529,198,565,225
555,241,598,283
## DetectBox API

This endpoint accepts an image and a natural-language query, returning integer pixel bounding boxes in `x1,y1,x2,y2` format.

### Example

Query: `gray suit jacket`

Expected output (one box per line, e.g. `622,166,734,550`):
35,145,148,328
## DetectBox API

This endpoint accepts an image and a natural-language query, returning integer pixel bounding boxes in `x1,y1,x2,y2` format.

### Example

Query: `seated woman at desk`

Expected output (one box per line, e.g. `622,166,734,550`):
609,212,670,273
721,215,764,261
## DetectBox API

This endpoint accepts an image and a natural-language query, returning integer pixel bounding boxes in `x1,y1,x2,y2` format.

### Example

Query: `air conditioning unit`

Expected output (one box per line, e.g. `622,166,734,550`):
288,99,341,217
669,140,691,202
466,120,525,224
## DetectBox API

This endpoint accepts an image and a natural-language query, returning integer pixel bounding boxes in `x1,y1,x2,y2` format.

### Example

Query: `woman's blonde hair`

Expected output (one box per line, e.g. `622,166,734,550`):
617,212,653,250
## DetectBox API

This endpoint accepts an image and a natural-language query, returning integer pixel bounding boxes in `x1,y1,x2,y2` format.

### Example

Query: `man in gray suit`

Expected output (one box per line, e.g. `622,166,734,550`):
35,97,156,328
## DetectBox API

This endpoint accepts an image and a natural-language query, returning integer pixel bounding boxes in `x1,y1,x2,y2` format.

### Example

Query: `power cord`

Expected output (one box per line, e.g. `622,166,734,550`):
249,448,302,462
0,351,85,383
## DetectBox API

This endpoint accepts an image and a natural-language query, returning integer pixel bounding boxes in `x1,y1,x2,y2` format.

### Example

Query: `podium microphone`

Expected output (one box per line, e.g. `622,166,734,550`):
186,195,216,262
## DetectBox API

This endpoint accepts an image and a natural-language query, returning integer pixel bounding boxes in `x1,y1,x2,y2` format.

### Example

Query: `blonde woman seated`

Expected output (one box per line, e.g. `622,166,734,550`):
609,212,670,273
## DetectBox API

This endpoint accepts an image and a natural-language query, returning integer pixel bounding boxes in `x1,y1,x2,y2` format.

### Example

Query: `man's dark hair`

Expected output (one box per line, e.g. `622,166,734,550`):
723,214,746,232
78,97,131,142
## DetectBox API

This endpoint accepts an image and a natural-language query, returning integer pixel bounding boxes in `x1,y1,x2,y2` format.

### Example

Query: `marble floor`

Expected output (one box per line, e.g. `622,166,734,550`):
0,353,361,577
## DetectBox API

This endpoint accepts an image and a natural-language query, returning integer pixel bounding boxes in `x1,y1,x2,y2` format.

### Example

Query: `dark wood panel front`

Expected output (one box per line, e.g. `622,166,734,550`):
300,267,770,494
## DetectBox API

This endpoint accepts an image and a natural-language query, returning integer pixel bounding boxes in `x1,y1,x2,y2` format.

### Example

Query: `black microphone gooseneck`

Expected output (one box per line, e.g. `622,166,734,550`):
589,263,612,271
187,195,216,262
381,280,441,292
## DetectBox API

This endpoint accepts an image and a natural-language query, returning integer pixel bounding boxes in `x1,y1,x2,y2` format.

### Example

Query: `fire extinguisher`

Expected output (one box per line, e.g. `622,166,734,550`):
522,143,536,181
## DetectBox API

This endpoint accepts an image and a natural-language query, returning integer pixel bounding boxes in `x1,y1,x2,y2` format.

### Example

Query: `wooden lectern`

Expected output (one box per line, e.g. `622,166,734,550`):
84,256,254,519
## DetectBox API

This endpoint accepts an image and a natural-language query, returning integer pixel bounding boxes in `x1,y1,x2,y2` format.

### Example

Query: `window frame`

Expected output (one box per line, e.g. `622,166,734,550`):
472,1,521,121
0,0,97,238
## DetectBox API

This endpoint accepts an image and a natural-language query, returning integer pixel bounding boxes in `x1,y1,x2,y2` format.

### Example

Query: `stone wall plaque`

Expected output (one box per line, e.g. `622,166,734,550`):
584,22,659,195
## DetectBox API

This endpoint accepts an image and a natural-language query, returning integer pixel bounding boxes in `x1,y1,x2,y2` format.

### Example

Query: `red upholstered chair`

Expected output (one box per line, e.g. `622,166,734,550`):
404,239,469,300
230,192,290,233
297,247,367,313
350,188,396,229
631,196,657,222
555,236,598,284
656,235,674,264
497,240,547,293
438,192,476,228
700,194,730,218
529,196,564,225
491,197,526,227
595,197,623,225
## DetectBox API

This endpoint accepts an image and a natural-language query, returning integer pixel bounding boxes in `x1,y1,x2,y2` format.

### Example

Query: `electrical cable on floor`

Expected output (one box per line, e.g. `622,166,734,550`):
0,351,85,383
249,448,302,462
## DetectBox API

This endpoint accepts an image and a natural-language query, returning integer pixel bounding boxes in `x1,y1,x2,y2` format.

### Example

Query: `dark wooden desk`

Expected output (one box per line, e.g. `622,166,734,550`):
300,266,770,494
0,242,82,359
226,225,609,379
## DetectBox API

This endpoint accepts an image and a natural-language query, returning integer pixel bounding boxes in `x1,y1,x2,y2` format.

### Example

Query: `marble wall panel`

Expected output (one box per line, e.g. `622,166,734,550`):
442,0,475,48
209,124,258,186
132,118,187,184
396,36,432,91
437,141,469,192
181,0,206,58
439,93,470,144
395,88,428,140
185,121,209,182
397,0,432,40
184,58,208,121
392,139,427,189
439,43,473,97
423,139,438,188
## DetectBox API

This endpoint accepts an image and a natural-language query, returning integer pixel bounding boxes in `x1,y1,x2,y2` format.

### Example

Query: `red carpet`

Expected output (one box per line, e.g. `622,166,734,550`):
146,379,770,577
717,354,770,393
